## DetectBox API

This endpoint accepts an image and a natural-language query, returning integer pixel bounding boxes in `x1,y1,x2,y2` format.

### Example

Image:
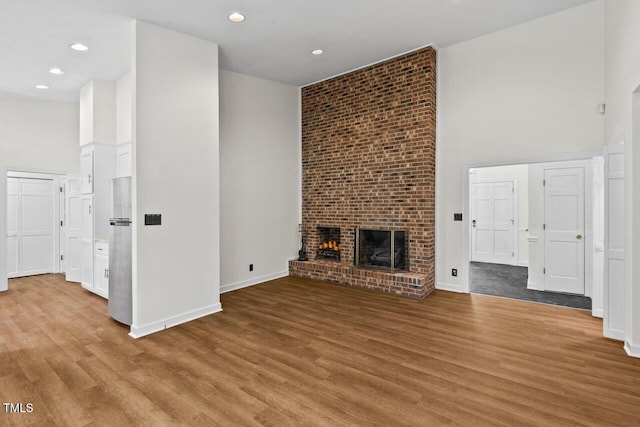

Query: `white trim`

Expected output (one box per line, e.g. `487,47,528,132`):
527,235,539,243
434,47,443,294
436,282,466,293
221,270,288,294
515,261,529,268
527,280,543,291
604,329,625,342
624,341,640,358
592,308,603,318
129,303,222,339
0,167,7,292
301,43,437,89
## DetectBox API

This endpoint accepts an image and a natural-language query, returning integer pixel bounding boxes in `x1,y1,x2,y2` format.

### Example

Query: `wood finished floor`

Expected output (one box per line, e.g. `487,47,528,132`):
1,275,639,426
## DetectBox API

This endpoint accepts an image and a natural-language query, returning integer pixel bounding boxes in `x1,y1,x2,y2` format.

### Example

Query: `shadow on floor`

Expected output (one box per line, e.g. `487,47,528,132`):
470,261,592,310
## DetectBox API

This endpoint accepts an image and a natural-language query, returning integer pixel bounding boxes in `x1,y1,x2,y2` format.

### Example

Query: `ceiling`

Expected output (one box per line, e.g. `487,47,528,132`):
0,0,592,103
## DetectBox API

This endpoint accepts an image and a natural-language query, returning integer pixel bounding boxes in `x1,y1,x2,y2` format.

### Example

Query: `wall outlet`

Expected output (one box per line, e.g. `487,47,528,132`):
452,268,458,277
249,264,253,272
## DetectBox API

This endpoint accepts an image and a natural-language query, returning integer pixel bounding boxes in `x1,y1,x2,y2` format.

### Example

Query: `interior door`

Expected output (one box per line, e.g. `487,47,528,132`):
7,178,55,278
544,167,585,294
65,175,82,283
471,181,514,265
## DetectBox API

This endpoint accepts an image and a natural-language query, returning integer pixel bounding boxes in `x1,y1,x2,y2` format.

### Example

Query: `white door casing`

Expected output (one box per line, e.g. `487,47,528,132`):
65,175,82,283
604,142,625,340
6,178,18,277
471,181,515,265
544,167,585,295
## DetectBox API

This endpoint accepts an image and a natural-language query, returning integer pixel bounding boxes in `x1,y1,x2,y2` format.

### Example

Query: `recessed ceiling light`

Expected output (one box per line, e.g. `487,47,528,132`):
312,49,324,56
35,85,50,90
70,43,89,51
49,68,65,75
228,12,245,23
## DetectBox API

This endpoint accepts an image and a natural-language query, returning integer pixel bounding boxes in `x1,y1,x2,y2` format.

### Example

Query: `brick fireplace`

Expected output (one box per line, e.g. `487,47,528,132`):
289,46,436,299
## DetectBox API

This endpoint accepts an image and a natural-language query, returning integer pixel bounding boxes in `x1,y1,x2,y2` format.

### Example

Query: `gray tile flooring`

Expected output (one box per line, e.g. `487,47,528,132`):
469,261,592,310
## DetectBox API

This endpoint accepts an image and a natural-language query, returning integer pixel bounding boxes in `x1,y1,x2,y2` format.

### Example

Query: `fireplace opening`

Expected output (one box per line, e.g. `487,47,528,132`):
355,228,407,272
317,227,340,261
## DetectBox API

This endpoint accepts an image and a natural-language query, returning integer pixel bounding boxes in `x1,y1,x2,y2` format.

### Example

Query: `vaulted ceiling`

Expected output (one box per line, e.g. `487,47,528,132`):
0,0,592,103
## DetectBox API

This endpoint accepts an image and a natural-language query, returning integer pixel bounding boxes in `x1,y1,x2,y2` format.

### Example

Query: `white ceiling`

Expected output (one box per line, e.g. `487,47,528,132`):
0,0,593,103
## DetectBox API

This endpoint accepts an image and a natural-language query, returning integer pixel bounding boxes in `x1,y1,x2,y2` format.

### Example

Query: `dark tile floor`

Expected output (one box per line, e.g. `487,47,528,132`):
469,261,592,310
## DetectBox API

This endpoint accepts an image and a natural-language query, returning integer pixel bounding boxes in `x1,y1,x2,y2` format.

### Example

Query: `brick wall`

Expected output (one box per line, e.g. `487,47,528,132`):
297,46,436,296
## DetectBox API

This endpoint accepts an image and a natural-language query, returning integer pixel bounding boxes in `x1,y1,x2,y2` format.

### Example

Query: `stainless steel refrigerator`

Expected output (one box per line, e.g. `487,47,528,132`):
109,177,132,325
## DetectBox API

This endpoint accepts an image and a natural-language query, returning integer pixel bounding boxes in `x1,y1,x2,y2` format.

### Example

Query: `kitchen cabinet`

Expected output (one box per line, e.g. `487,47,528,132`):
94,240,109,299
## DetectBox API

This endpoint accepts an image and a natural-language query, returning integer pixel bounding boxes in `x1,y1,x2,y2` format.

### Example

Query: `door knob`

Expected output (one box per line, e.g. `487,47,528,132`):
576,234,583,240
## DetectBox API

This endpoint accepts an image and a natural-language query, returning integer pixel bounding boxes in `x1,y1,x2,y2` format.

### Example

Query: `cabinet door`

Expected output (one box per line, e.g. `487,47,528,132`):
94,253,109,299
80,148,94,194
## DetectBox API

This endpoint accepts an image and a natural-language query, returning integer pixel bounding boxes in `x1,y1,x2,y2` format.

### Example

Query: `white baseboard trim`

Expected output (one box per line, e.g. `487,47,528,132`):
515,261,529,268
603,328,625,342
592,308,603,318
527,280,543,291
436,282,467,293
624,340,640,358
129,303,222,339
221,270,288,294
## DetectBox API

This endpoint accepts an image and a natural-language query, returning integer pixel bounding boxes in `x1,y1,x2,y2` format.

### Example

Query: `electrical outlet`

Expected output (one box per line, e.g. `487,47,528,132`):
452,268,458,277
249,264,253,272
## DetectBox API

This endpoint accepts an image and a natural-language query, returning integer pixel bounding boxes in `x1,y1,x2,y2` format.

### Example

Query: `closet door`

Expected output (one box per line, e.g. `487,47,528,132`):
7,178,55,278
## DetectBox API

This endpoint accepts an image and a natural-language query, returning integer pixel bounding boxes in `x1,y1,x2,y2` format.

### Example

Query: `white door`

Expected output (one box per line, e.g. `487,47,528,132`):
544,167,585,294
471,181,514,265
81,195,94,290
7,178,55,278
603,142,625,340
65,175,82,283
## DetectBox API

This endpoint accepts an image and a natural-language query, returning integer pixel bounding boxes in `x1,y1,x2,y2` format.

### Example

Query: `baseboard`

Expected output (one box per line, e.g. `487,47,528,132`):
515,261,529,268
603,328,625,342
592,308,603,318
527,280,543,291
436,282,467,293
221,270,288,294
624,340,640,358
129,303,222,339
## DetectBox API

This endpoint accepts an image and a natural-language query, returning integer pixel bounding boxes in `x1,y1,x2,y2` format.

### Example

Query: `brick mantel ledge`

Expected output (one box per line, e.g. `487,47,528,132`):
289,260,432,299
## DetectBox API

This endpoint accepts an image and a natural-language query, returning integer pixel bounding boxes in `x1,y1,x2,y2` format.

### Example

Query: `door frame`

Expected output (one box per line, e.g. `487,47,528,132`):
2,168,68,290
470,177,519,266
460,150,600,295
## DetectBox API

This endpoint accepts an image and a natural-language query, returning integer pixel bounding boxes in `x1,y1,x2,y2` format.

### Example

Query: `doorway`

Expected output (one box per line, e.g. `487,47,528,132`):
468,160,597,310
6,171,62,280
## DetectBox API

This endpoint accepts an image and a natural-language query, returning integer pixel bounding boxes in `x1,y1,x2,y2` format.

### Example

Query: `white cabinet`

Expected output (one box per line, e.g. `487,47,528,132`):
78,144,115,299
94,240,109,299
80,148,94,194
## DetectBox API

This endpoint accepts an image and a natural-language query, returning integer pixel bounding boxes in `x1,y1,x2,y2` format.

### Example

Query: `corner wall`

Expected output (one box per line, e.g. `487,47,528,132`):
219,70,300,292
604,0,640,357
437,1,605,292
131,21,220,337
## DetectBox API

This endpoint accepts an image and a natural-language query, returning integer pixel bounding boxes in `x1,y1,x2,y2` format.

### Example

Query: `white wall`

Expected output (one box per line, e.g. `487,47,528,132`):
437,1,605,292
0,98,79,291
219,70,300,293
131,21,220,337
116,73,132,145
604,0,640,357
470,164,529,266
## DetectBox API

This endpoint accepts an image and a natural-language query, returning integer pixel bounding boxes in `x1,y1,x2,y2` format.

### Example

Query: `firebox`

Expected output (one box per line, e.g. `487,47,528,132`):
355,228,407,272
317,227,340,261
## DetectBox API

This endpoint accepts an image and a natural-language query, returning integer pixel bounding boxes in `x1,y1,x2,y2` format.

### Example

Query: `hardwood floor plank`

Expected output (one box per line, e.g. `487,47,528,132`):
1,274,640,426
